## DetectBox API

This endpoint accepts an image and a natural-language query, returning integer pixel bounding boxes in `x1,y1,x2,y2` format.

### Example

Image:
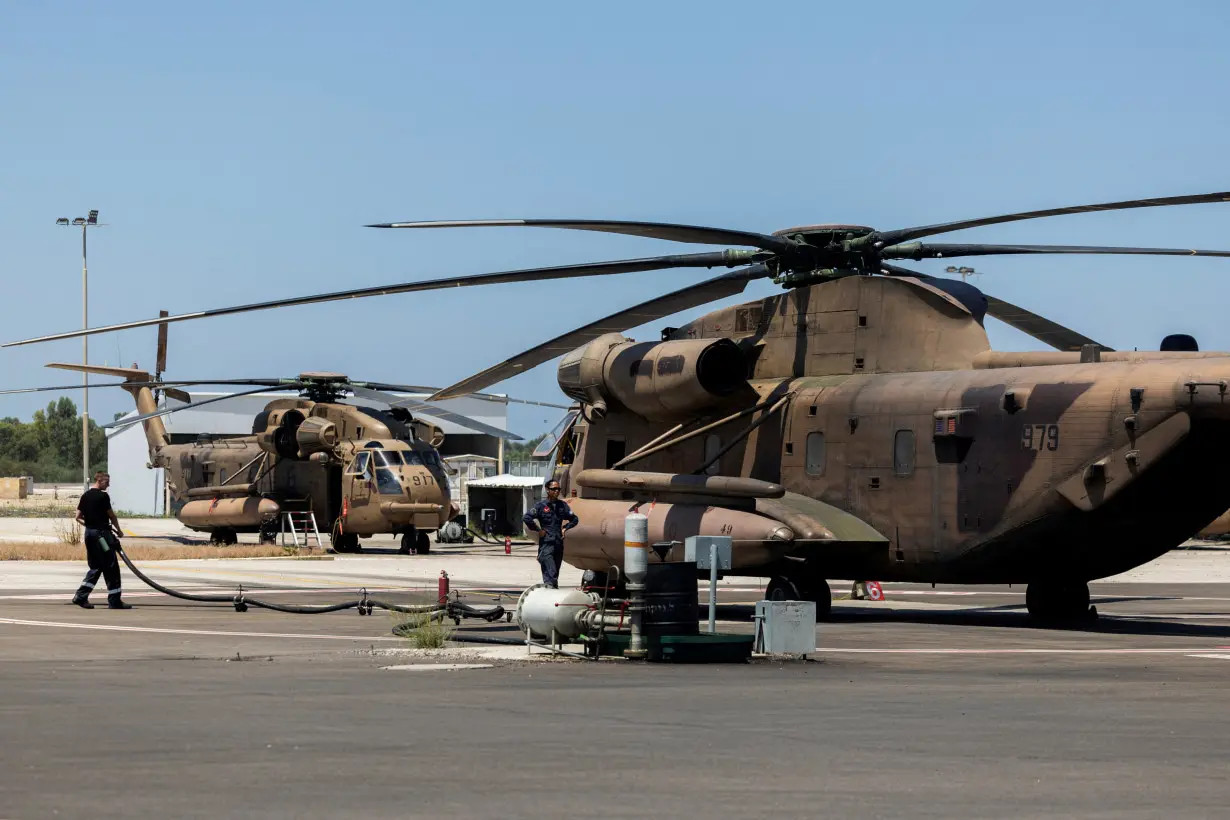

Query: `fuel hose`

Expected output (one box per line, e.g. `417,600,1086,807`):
464,528,535,546
116,545,506,620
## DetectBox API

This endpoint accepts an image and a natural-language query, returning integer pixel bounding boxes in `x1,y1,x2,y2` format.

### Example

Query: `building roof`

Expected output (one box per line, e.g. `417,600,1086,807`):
443,454,498,463
466,474,547,489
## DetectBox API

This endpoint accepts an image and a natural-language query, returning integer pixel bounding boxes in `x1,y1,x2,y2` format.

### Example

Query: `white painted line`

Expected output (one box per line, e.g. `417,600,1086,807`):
1186,654,1230,661
0,616,402,642
0,586,428,601
818,647,1230,655
380,663,493,671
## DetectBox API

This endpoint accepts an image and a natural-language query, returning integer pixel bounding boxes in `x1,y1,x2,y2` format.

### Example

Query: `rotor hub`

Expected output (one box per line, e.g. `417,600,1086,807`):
771,224,876,246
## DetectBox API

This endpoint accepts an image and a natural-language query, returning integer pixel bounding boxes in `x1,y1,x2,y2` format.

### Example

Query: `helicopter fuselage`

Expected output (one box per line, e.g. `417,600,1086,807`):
152,397,452,544
549,275,1230,587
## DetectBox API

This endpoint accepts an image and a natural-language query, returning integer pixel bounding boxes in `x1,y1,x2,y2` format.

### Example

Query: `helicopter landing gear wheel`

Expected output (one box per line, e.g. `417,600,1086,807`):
765,573,831,621
209,529,238,547
765,575,801,602
332,532,360,554
1026,579,1094,624
398,529,431,555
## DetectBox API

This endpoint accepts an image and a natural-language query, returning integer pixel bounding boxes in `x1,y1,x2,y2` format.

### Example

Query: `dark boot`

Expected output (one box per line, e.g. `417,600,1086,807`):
72,593,94,609
107,596,133,610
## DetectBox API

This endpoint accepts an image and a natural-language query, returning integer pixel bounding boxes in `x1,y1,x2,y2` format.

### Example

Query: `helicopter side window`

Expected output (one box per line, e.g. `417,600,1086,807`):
704,434,722,476
375,467,402,495
347,451,371,475
894,429,916,477
402,450,425,466
805,432,826,477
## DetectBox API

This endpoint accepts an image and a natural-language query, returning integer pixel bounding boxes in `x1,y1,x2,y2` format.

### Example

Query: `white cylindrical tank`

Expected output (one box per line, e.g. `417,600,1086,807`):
515,585,598,640
624,512,648,585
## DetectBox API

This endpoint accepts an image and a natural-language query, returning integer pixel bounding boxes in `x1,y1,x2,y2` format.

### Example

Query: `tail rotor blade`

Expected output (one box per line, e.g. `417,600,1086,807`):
155,310,169,377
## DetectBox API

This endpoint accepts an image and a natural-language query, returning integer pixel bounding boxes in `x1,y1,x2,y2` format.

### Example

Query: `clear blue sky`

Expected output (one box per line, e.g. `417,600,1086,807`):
2,1,1229,437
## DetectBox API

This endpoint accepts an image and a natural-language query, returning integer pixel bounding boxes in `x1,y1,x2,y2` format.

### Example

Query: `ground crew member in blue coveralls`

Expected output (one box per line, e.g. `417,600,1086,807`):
523,480,578,588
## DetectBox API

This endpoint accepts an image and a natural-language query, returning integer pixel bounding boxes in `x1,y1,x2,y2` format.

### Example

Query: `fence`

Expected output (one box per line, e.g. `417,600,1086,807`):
504,460,553,478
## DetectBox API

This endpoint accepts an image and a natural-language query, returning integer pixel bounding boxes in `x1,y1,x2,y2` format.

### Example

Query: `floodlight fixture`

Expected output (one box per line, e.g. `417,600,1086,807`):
55,208,104,489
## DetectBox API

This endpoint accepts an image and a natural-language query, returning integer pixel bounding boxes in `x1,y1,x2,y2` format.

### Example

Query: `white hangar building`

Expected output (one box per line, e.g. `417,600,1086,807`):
106,390,511,515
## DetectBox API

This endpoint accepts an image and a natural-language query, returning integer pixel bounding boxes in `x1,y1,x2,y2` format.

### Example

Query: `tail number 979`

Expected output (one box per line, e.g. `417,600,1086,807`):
1022,424,1059,451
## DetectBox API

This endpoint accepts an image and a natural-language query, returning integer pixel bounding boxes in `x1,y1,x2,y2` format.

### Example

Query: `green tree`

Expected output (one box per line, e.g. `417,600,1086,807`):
503,433,548,461
0,398,108,481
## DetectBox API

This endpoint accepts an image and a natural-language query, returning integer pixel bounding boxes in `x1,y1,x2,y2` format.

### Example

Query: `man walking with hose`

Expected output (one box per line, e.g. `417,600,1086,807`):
71,472,132,610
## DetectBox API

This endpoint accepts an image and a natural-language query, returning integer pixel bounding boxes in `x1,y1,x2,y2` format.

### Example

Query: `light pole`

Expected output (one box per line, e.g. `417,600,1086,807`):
945,265,978,283
55,209,101,490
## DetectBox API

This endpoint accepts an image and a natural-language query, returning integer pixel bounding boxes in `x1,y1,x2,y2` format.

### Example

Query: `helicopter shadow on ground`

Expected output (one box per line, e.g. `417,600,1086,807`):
713,601,1230,639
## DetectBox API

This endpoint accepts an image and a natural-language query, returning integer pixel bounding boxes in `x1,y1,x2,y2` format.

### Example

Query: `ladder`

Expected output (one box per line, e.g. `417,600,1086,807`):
280,510,323,549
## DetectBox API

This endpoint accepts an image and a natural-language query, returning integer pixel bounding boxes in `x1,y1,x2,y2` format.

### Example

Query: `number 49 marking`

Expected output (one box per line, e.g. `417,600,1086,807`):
1022,424,1059,451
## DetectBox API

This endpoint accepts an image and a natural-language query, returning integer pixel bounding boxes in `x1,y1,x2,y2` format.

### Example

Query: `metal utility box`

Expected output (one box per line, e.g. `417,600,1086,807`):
685,535,732,570
754,600,817,656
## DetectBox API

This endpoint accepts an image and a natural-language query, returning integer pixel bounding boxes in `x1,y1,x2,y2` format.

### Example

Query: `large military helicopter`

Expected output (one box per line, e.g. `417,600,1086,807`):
9,190,1230,621
2,352,562,553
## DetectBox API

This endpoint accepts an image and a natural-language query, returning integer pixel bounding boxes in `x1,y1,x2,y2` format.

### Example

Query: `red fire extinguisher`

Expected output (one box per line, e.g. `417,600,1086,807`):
438,570,450,606
504,535,511,555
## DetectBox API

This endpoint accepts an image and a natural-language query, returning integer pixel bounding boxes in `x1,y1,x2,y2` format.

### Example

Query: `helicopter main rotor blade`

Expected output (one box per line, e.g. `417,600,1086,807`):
879,191,1230,244
878,262,1113,351
367,218,797,256
430,264,772,400
984,295,1112,352
0,377,290,396
0,381,161,396
105,383,302,430
2,252,767,347
882,242,1230,260
357,382,571,410
345,385,522,440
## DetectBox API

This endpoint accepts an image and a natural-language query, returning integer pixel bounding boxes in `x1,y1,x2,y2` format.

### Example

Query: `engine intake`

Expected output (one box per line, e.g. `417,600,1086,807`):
557,333,748,421
257,409,303,458
295,416,339,456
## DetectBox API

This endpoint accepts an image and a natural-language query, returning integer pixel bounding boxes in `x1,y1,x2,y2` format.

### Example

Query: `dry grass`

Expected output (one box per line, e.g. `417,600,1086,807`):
391,609,454,649
0,542,328,561
51,518,82,546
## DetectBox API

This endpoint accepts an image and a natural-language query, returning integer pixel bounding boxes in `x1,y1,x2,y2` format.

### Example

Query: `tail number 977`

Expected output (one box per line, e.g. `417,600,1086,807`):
1022,424,1059,451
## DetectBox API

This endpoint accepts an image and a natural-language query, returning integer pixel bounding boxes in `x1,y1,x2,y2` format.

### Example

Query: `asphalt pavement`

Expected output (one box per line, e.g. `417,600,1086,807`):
2,552,1229,818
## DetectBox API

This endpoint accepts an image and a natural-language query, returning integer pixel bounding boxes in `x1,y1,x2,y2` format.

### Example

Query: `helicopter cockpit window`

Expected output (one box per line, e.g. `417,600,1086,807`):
534,409,581,460
401,450,425,466
347,451,372,475
420,450,442,469
374,450,401,467
375,467,401,495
